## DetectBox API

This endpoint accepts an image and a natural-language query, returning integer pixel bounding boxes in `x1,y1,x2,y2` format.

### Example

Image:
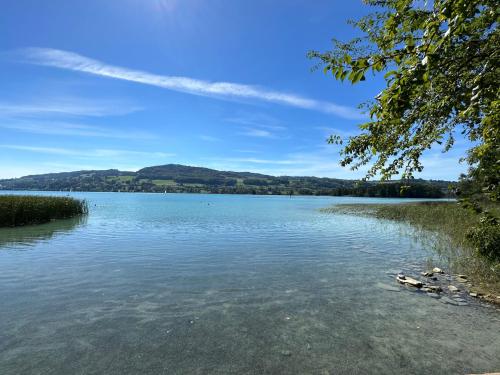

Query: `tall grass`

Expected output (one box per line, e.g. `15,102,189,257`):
323,202,500,296
0,195,88,227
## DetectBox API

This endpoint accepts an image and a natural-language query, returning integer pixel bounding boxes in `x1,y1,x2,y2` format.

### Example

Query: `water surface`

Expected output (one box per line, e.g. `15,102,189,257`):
1,192,499,374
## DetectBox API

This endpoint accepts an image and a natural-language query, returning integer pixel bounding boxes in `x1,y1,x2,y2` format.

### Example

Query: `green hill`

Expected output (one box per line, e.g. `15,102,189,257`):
0,164,454,198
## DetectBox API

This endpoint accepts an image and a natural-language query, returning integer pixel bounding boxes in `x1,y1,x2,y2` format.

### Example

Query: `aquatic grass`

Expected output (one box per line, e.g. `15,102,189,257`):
323,202,500,297
0,195,88,227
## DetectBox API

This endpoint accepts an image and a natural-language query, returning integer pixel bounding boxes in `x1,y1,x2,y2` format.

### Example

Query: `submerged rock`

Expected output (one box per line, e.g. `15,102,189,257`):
448,285,459,293
426,285,443,293
281,350,292,357
396,275,423,288
421,271,434,277
456,275,468,283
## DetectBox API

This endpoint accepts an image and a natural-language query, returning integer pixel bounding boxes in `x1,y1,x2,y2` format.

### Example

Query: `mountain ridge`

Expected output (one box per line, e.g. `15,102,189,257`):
0,164,455,198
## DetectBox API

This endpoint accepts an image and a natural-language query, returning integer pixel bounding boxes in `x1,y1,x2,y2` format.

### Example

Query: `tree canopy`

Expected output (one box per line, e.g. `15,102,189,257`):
308,0,499,202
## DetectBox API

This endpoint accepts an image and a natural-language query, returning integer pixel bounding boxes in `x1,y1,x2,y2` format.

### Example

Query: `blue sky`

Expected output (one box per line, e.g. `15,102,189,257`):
0,0,466,180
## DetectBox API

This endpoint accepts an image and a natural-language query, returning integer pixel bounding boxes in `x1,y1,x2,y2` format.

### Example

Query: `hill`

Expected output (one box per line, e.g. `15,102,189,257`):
0,164,454,198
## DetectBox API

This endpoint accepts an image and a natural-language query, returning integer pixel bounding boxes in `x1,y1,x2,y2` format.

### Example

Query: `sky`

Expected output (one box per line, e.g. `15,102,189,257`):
0,0,467,180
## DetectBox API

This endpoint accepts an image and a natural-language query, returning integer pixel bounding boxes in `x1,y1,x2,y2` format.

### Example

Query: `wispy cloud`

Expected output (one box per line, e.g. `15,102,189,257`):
0,99,141,117
209,144,466,180
199,135,221,142
225,113,287,131
0,121,155,139
0,145,175,158
234,149,259,154
13,48,364,120
226,112,290,139
239,128,275,138
211,157,296,165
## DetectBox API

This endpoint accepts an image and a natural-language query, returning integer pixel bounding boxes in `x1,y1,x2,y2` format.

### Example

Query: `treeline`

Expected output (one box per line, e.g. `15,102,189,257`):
0,164,454,198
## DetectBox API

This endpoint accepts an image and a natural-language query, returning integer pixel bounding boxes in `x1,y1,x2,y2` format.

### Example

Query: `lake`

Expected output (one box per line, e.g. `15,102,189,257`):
0,192,499,374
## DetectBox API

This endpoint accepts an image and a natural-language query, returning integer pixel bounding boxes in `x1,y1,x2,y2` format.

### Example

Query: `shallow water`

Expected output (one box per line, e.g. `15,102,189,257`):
0,192,499,374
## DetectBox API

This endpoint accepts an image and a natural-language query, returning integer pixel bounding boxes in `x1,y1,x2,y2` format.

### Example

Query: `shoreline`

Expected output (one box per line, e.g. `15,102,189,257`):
322,202,500,306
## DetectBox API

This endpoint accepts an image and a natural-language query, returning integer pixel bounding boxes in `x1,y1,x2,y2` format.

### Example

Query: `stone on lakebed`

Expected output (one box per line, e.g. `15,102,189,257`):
396,275,423,288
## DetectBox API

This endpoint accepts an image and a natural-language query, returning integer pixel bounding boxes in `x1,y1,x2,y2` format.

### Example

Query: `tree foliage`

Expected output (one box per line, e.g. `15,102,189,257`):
308,0,499,202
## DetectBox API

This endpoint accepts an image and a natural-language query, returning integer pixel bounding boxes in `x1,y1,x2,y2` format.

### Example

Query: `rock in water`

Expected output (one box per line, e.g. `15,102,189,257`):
426,285,442,293
448,285,459,293
432,267,444,274
396,275,423,288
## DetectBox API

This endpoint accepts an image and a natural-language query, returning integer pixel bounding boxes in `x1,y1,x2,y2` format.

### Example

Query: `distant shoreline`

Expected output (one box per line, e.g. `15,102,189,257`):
0,189,456,200
0,164,455,199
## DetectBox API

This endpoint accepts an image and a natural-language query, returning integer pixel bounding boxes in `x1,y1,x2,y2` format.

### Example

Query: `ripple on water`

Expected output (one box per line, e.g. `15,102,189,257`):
0,193,499,374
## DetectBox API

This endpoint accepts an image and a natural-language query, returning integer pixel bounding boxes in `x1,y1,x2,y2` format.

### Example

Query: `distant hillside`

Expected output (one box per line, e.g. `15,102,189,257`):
0,164,455,198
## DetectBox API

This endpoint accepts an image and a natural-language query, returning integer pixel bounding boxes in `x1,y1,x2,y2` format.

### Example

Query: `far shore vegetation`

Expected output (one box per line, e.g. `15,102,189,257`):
0,195,88,227
0,164,452,198
323,201,500,298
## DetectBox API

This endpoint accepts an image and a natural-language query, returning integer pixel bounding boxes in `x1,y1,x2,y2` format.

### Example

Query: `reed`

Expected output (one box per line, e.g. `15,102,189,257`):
0,195,88,227
323,201,500,296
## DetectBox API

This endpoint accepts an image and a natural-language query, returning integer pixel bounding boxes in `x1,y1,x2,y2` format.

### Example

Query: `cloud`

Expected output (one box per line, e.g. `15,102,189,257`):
239,128,275,138
199,135,221,142
0,99,141,117
226,113,288,139
0,121,155,139
233,149,259,154
212,157,296,165
0,145,175,158
225,113,287,131
13,48,364,120
209,145,465,180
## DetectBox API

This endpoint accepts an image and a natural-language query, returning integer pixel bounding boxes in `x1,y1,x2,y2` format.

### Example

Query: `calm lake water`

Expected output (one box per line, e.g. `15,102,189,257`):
1,192,499,374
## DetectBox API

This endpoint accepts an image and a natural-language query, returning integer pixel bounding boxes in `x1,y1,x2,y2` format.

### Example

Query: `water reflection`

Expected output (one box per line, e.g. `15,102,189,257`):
0,216,87,248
